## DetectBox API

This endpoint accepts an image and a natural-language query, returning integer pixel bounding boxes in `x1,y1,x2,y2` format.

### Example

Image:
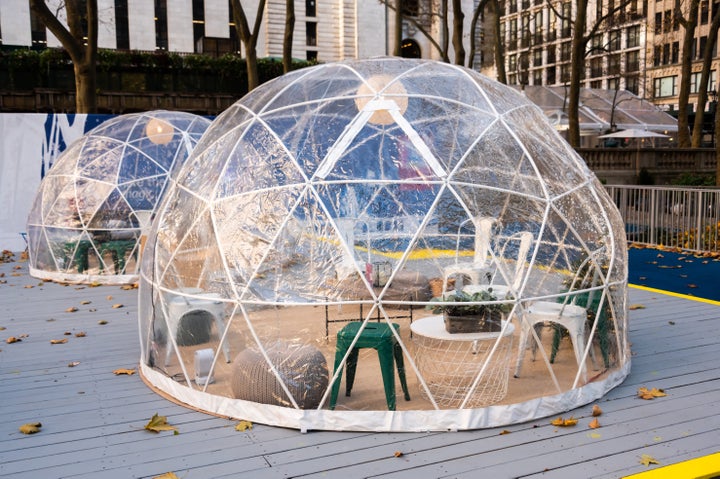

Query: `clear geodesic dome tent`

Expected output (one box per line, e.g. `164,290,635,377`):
27,111,210,284
139,58,629,432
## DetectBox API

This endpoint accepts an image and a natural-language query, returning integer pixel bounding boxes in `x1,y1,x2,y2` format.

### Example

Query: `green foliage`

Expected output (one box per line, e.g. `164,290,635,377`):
2,47,317,96
427,289,512,316
671,172,716,186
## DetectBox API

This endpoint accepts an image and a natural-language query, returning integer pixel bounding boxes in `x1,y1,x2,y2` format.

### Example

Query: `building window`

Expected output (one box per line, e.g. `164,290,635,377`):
690,71,718,93
561,2,572,38
533,49,543,67
533,69,543,85
306,0,316,17
663,10,672,33
627,25,640,48
626,75,640,95
306,22,317,47
654,76,678,98
115,0,129,50
671,42,680,63
662,43,670,64
401,0,419,17
654,12,662,34
700,36,708,58
547,66,556,84
547,45,556,64
609,30,621,50
590,57,603,77
653,45,661,66
701,0,710,23
155,0,168,50
192,0,204,52
608,77,619,91
306,50,317,61
509,54,517,73
626,50,640,72
608,54,621,75
590,80,602,89
560,41,571,61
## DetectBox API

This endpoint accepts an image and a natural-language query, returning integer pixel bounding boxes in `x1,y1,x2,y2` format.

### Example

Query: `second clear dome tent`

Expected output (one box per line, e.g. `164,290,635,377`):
26,111,211,284
139,58,629,432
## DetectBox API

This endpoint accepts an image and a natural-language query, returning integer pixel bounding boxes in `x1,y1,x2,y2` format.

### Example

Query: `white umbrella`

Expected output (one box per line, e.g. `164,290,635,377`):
597,128,669,139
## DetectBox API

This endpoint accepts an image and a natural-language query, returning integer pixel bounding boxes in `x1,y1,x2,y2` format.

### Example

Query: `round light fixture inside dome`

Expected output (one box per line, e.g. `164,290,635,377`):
355,74,408,125
145,118,175,145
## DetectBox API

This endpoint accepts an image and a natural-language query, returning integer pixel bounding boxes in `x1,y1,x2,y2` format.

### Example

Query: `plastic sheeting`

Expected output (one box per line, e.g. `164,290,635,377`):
26,111,210,284
139,58,629,431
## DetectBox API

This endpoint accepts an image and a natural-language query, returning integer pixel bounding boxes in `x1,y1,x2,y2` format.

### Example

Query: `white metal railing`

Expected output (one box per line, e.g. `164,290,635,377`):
605,185,720,252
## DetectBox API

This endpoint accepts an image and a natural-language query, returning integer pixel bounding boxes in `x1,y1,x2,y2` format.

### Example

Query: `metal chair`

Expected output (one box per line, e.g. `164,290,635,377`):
165,288,231,366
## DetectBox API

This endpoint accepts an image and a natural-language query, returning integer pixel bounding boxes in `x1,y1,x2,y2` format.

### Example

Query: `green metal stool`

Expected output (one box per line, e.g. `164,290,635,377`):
330,322,410,410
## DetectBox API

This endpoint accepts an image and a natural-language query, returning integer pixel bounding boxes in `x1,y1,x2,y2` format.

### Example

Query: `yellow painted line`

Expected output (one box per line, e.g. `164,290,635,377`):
622,451,720,478
629,284,720,306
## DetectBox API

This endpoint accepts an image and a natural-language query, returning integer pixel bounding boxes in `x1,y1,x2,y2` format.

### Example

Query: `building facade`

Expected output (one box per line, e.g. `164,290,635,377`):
488,0,647,98
0,0,473,64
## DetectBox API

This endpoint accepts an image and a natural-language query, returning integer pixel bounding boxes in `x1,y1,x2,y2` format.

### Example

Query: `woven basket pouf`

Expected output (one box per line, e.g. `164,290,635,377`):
231,341,329,409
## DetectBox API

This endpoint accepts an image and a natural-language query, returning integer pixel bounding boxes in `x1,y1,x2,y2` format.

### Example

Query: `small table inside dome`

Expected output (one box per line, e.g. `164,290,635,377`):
410,315,515,408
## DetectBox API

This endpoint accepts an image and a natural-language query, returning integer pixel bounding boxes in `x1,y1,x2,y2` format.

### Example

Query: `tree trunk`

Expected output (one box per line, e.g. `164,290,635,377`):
567,0,587,148
677,0,700,147
394,0,403,56
74,61,97,113
452,0,465,65
492,0,506,83
29,0,98,113
441,0,450,59
231,0,266,92
691,8,720,147
282,0,295,73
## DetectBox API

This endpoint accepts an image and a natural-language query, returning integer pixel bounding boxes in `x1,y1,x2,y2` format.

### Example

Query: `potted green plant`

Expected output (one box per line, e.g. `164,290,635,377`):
427,289,512,333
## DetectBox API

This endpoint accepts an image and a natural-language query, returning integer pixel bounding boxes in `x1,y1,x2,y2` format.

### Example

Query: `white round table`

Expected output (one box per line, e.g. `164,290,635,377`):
411,315,515,408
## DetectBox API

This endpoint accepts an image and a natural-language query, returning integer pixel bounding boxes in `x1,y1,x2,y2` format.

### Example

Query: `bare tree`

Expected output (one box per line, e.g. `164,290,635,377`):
282,0,295,73
394,0,403,56
231,0,267,91
29,0,98,113
691,6,720,147
381,1,449,61
675,0,700,147
468,0,506,83
451,0,465,64
563,0,635,147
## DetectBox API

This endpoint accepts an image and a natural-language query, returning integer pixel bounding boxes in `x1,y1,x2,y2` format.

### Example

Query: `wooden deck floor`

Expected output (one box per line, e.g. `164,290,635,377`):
1,256,719,479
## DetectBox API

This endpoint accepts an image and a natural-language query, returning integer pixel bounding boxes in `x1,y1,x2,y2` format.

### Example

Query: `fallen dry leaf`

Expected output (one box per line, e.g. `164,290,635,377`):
144,413,178,434
499,429,512,435
24,285,34,289
18,422,42,434
80,300,92,305
89,308,98,313
75,332,86,337
13,265,21,270
0,326,5,330
640,454,660,466
50,338,68,344
97,320,108,325
638,387,667,400
65,307,78,313
68,361,80,367
120,283,138,290
64,331,72,335
550,416,578,427
89,282,101,287
235,420,253,431
394,451,404,457
113,368,136,375
588,418,601,429
106,295,113,300
112,304,124,309
628,304,646,310
592,405,603,417
6,336,21,344
152,473,179,479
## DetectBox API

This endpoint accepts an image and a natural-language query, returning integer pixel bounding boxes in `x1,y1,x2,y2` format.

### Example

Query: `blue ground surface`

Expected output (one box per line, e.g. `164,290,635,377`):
628,246,720,301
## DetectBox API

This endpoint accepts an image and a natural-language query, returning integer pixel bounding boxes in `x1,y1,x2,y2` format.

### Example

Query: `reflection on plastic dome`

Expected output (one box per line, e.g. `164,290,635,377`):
139,58,629,432
26,111,211,284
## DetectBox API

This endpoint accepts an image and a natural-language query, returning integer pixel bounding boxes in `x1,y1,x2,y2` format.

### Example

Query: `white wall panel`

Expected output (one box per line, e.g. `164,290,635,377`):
127,0,156,50
44,0,65,48
204,0,229,38
0,0,32,46
167,0,194,52
97,0,117,49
